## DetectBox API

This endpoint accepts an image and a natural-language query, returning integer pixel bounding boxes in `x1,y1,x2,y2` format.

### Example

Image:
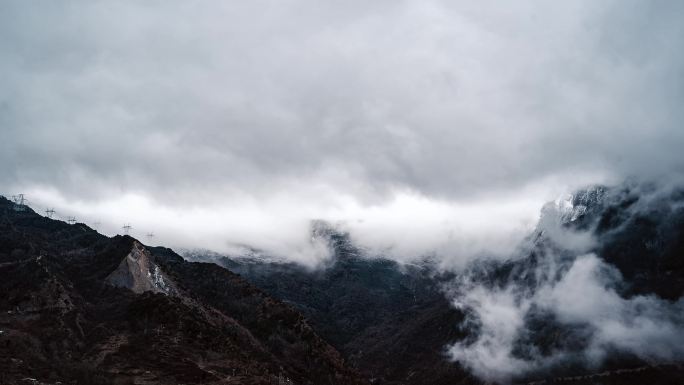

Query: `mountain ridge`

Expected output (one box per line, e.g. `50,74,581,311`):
0,196,366,385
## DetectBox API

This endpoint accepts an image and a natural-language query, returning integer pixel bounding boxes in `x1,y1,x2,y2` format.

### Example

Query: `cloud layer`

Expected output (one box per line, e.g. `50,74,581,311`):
2,1,683,261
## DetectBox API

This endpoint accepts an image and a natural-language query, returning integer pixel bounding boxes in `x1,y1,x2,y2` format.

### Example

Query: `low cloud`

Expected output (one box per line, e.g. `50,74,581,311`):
446,186,684,383
23,182,550,268
449,253,684,382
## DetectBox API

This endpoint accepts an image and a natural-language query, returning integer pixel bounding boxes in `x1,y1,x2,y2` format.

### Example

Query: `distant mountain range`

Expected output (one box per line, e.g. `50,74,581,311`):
187,182,684,384
2,181,684,385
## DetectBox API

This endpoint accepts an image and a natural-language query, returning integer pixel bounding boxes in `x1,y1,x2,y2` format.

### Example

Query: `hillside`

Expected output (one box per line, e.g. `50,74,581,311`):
0,196,366,385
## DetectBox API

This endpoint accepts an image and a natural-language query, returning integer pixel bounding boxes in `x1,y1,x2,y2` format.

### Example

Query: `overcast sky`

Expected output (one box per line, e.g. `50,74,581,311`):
2,1,683,264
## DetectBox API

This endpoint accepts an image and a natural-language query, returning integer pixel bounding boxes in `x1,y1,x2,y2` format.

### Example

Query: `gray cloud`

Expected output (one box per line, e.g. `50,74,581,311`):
1,1,683,259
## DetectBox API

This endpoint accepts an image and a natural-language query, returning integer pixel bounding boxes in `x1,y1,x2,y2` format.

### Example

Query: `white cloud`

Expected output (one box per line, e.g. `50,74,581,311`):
449,252,684,383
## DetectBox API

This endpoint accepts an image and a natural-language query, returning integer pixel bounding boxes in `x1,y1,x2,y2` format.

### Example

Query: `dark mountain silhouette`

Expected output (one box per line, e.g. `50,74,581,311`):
0,196,366,385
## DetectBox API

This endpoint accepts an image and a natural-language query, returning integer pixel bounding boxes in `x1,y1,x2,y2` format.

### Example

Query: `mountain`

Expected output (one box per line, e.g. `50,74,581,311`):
189,182,684,385
3,180,683,385
0,196,366,385
186,223,477,385
445,183,684,383
463,182,684,305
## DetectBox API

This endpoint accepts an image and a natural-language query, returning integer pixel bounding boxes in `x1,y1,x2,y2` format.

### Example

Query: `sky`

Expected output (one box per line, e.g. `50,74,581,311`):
1,1,683,265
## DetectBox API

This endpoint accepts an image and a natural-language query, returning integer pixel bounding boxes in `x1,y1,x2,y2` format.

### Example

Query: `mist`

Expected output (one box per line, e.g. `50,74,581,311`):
446,182,684,382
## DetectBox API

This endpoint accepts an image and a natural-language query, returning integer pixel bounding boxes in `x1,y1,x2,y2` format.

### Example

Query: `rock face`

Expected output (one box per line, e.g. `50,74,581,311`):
0,197,366,385
106,241,175,295
541,186,606,226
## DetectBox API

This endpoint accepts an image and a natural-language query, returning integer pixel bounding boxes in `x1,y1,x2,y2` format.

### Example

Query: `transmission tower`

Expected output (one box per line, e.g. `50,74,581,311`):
67,216,76,225
11,194,27,212
146,232,155,239
122,223,132,235
45,208,55,219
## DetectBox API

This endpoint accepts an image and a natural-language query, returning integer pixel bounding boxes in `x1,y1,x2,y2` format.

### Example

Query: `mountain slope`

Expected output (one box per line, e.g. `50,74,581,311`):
188,226,477,385
0,196,365,385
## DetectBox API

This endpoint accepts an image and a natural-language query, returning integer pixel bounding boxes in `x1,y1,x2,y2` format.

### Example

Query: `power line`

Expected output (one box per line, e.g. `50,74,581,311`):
122,223,132,235
67,216,76,225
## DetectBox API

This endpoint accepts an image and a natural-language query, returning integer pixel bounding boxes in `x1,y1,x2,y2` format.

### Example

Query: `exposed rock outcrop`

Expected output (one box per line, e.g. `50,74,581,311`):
106,241,175,295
